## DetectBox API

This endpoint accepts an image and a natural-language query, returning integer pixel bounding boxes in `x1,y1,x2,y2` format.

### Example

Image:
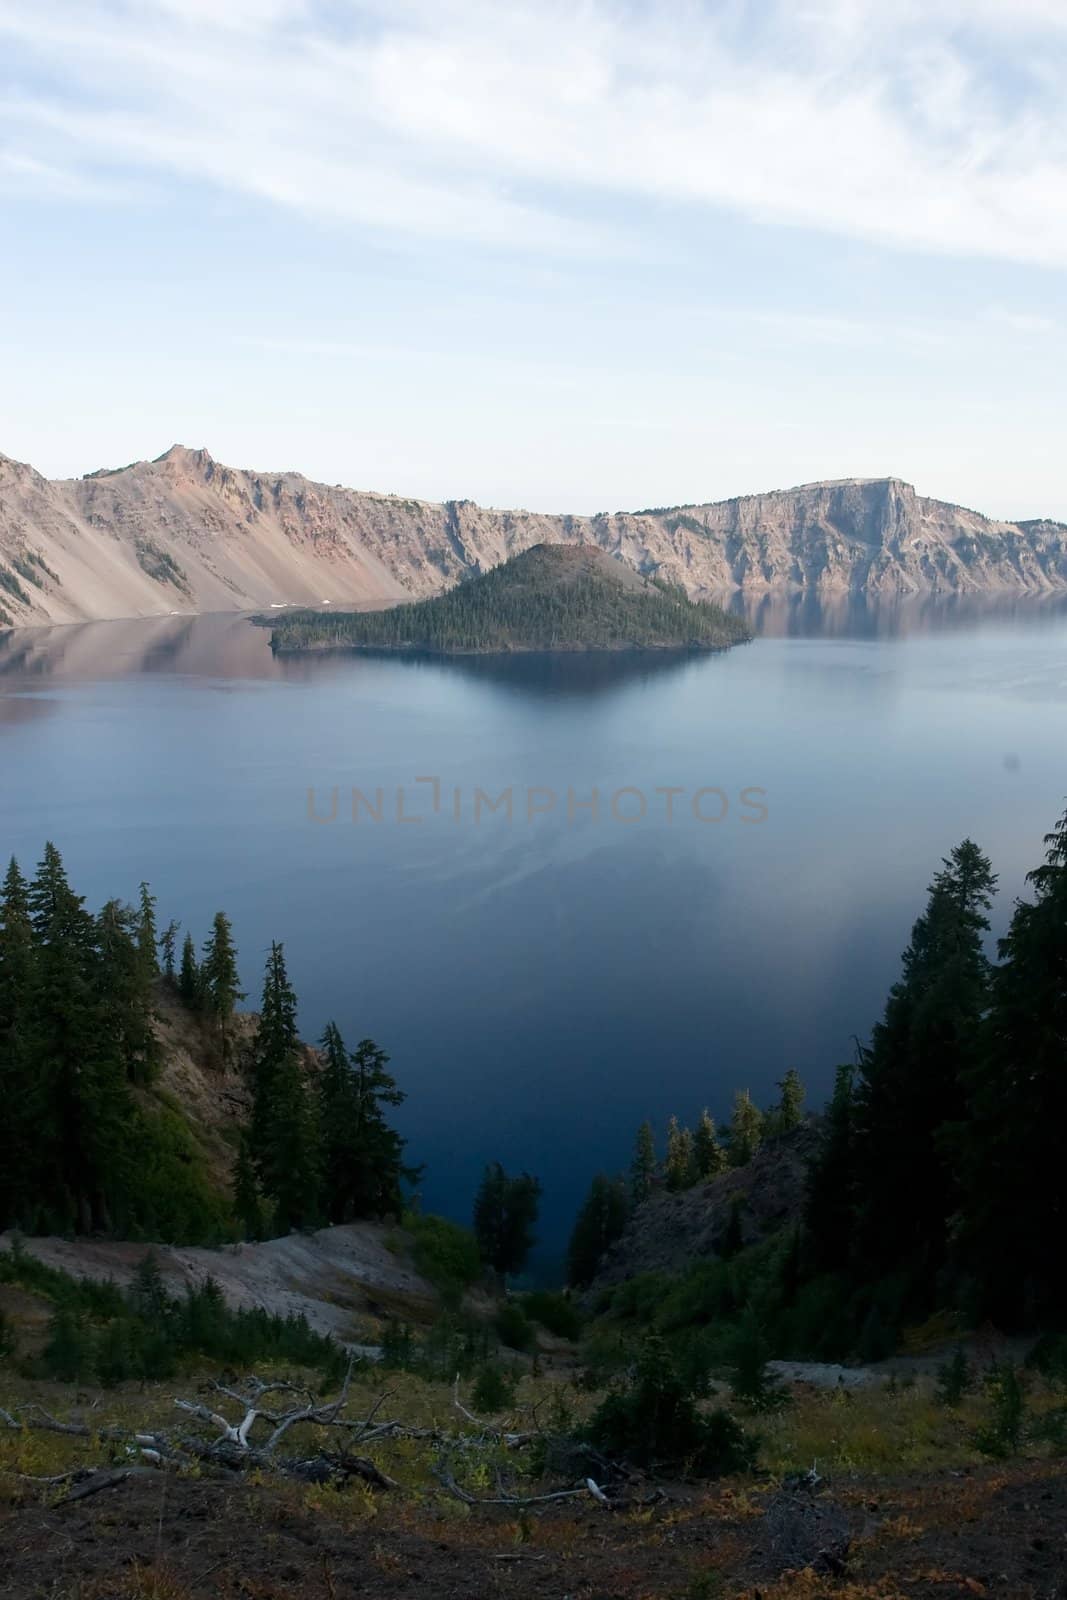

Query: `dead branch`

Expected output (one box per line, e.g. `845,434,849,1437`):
451,1375,533,1447
433,1462,607,1509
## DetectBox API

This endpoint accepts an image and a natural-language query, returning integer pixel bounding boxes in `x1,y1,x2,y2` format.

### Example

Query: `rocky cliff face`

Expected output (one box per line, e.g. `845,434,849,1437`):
2,446,1065,628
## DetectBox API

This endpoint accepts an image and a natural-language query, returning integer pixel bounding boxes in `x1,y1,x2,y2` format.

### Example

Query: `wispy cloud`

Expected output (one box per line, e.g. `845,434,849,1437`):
1,0,1066,263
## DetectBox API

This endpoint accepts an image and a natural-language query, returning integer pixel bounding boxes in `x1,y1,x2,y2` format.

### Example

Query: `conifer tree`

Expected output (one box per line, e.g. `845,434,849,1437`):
159,920,180,984
774,1069,805,1134
178,932,201,1010
665,1116,696,1190
97,898,160,1084
694,1108,726,1179
803,1063,858,1275
27,843,132,1232
631,1120,657,1204
0,857,35,1226
853,839,996,1290
473,1163,542,1279
958,809,1067,1321
232,1132,264,1241
250,942,319,1234
567,1173,630,1288
137,882,159,981
317,1023,416,1222
201,912,244,1054
729,1090,763,1167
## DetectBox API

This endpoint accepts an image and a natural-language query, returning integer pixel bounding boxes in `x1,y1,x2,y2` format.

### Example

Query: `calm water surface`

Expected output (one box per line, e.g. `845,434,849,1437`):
2,597,1066,1255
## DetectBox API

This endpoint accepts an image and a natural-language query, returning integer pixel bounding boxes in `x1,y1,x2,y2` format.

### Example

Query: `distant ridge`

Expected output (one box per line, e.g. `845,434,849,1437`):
1,445,1065,629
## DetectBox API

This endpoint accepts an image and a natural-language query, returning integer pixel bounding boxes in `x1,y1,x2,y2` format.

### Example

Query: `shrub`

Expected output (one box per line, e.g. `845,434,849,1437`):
522,1290,582,1341
471,1363,517,1414
728,1304,788,1413
974,1362,1027,1458
495,1300,535,1353
407,1213,482,1307
587,1337,757,1476
43,1308,94,1383
935,1345,974,1407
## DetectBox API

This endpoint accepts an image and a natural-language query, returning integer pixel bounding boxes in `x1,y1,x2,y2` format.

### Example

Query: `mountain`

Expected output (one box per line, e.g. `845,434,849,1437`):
2,445,1066,629
268,543,751,655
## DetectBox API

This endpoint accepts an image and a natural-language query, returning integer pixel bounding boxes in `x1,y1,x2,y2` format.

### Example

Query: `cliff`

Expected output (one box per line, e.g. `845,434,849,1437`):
2,446,1065,629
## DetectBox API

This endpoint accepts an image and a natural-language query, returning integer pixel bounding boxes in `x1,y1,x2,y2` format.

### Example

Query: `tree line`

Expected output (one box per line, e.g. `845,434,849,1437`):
565,1070,806,1289
799,811,1067,1341
0,844,416,1243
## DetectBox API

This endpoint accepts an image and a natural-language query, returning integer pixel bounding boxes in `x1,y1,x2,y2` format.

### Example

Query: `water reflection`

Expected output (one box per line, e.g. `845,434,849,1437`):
727,588,1067,638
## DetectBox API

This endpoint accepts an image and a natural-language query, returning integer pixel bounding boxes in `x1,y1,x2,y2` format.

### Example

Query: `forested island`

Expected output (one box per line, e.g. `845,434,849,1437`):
266,543,751,656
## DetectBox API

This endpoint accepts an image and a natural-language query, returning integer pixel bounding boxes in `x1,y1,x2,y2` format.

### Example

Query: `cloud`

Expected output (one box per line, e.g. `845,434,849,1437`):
1,0,1066,264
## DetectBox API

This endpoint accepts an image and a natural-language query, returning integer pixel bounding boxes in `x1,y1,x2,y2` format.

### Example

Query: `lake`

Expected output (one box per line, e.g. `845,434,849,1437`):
2,596,1066,1259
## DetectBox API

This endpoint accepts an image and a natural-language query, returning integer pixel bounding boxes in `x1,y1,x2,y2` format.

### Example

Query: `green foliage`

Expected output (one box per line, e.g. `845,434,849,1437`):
665,1116,697,1190
13,1249,347,1386
522,1289,583,1341
567,1173,629,1288
769,1069,805,1136
728,1090,763,1167
318,1024,418,1225
974,1362,1027,1458
250,943,319,1234
631,1120,657,1204
177,931,201,1009
495,1300,535,1352
935,1345,974,1407
200,911,244,1052
728,1304,788,1412
694,1108,726,1179
134,537,189,592
470,1362,517,1414
587,1336,757,1475
270,544,751,656
407,1212,482,1306
473,1163,542,1279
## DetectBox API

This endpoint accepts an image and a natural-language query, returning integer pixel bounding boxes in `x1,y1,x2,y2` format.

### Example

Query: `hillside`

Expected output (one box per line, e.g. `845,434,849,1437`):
592,1121,821,1291
0,984,438,1339
268,543,751,654
2,446,1066,628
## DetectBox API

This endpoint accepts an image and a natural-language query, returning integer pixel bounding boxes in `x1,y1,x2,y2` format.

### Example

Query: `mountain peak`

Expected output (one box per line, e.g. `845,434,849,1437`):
153,444,215,470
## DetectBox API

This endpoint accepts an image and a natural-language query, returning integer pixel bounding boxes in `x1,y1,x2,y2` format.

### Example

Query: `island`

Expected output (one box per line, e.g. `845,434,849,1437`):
266,543,751,656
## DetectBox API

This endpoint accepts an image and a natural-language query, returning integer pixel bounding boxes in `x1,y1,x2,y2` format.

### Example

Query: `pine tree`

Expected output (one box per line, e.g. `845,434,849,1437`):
232,1132,264,1241
729,1090,763,1167
250,943,319,1234
473,1163,542,1279
0,857,35,1226
27,844,132,1232
694,1108,726,1179
159,920,180,984
201,912,244,1054
97,898,160,1084
631,1120,657,1204
959,810,1067,1321
664,1115,696,1190
567,1173,630,1288
178,932,201,1010
136,882,159,981
317,1023,416,1222
853,839,996,1292
774,1069,805,1134
803,1063,858,1275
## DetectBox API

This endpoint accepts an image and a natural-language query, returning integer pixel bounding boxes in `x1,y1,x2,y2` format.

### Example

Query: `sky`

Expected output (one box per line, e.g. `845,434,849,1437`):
1,0,1066,519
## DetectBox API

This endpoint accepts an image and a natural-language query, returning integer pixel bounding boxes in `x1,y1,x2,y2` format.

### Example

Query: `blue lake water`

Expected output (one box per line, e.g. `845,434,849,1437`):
2,597,1066,1258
